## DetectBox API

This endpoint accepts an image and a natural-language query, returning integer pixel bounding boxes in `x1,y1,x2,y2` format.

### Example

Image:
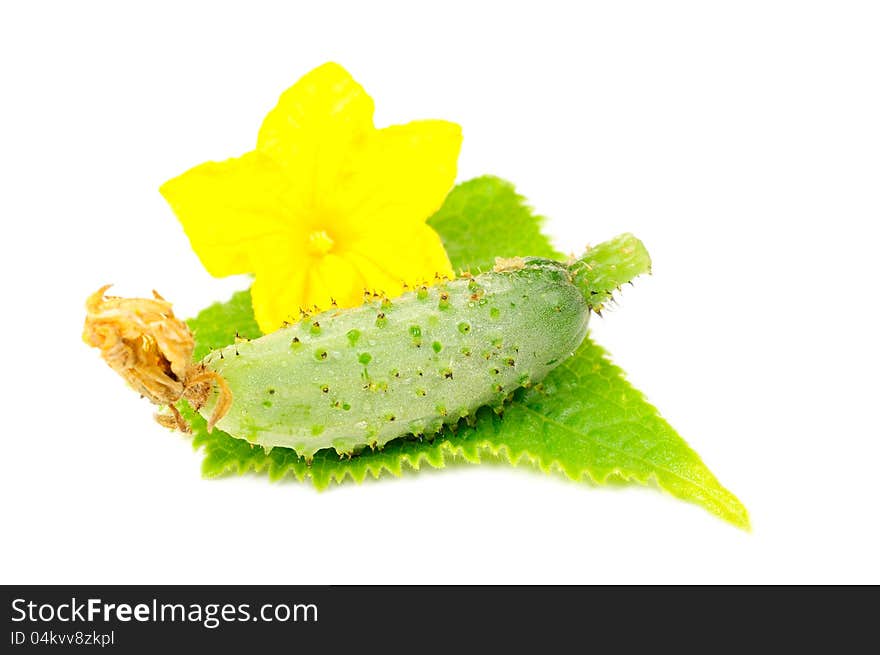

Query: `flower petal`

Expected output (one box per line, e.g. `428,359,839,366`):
249,239,310,332
334,119,462,237
251,223,453,333
256,62,375,199
346,222,455,296
160,152,291,277
306,254,367,310
163,63,461,335
251,250,368,333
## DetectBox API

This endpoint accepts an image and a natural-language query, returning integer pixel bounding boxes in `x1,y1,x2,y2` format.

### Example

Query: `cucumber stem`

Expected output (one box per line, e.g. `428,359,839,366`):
569,233,652,312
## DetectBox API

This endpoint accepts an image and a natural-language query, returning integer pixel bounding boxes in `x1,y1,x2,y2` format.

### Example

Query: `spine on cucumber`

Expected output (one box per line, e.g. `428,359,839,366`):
197,233,651,458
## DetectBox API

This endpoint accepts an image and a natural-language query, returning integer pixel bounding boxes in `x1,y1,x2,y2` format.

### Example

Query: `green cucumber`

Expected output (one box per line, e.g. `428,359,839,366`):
199,233,651,458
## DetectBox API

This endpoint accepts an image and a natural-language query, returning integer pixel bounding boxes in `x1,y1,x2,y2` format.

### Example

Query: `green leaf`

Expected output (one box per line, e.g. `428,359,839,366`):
188,288,261,361
428,175,562,272
182,332,748,528
182,176,748,529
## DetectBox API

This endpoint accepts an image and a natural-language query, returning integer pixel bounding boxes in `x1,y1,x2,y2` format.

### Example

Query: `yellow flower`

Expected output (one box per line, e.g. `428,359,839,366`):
160,62,461,333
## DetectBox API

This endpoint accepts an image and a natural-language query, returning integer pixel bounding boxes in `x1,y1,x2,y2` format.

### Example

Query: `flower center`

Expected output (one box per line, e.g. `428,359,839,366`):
307,230,335,255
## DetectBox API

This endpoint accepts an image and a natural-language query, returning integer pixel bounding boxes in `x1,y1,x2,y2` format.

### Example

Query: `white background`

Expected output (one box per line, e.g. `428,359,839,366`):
1,1,878,584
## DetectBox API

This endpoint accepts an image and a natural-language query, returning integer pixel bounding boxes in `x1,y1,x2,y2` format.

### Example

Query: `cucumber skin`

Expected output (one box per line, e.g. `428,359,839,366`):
200,259,589,457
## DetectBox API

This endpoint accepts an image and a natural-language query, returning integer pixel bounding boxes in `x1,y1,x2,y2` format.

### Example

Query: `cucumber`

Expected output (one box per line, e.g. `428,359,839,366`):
198,233,651,458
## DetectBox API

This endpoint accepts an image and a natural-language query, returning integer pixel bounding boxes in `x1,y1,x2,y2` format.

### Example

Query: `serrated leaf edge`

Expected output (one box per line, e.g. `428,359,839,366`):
191,423,749,530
